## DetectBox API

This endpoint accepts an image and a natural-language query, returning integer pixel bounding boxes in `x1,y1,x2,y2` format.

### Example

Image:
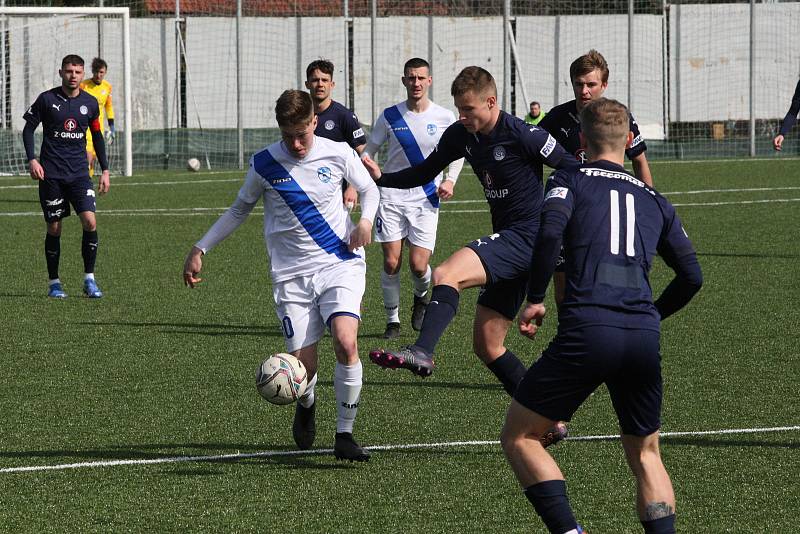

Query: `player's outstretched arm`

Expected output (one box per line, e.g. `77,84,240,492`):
183,246,204,288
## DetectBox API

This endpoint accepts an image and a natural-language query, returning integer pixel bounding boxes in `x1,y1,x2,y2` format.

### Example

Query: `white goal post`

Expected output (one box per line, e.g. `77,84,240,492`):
0,6,132,176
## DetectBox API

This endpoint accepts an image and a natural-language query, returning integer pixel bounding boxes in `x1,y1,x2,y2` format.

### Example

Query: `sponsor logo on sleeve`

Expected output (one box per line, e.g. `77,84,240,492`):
630,134,643,148
540,134,556,158
352,127,364,138
544,186,569,201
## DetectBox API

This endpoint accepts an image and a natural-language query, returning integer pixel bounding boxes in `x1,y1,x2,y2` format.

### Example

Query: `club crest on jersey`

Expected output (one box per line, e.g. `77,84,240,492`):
80,105,88,115
324,120,335,131
64,118,78,131
317,166,332,183
427,123,437,136
493,146,506,161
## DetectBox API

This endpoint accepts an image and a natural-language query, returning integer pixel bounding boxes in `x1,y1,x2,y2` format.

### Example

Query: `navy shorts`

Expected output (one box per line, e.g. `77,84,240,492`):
466,227,535,320
38,176,96,222
514,325,663,436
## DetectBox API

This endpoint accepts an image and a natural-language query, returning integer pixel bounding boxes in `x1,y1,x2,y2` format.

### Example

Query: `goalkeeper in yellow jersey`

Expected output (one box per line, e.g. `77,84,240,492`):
80,57,115,177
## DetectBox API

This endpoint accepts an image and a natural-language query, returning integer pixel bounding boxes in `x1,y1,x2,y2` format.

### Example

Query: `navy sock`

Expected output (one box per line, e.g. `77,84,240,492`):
413,284,459,355
642,514,675,534
487,349,527,396
524,480,578,534
45,233,60,280
82,230,98,274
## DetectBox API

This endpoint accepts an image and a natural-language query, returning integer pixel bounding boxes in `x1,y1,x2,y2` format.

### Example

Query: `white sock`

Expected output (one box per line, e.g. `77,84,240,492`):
334,361,362,434
381,271,401,323
84,273,95,281
48,278,61,286
299,373,318,408
412,264,431,297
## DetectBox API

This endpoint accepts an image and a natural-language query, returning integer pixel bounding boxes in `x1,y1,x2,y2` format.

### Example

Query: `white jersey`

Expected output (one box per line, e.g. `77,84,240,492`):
365,100,460,207
195,136,378,283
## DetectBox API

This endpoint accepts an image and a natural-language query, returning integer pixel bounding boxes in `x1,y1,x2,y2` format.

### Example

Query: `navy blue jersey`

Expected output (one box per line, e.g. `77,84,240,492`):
315,100,366,149
23,87,100,180
779,78,800,136
540,100,646,164
376,111,569,231
527,160,701,332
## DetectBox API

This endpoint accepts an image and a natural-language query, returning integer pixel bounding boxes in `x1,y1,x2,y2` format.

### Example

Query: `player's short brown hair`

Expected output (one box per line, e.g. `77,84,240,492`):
570,49,609,84
404,57,430,77
61,54,84,69
275,90,314,127
579,98,629,153
450,66,496,98
91,57,108,72
306,59,334,80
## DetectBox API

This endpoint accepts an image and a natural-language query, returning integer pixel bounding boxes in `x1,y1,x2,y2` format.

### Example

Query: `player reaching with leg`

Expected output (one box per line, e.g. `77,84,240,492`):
182,90,379,462
363,67,572,446
22,54,110,299
502,98,702,533
363,57,464,339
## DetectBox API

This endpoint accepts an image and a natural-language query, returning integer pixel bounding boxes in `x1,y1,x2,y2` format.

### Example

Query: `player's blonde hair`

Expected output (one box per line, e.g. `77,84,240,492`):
275,90,314,127
450,66,496,98
579,98,629,153
570,49,609,84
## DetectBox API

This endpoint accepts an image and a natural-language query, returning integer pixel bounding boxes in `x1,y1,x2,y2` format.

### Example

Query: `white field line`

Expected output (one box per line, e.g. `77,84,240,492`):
1,425,797,475
2,197,800,218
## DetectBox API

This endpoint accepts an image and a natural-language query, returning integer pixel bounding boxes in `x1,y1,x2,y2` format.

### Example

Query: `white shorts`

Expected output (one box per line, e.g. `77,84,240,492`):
272,258,366,352
374,202,439,251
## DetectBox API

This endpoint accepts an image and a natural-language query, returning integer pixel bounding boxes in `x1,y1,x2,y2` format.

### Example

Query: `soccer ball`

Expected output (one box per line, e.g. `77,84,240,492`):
256,353,308,405
187,157,201,172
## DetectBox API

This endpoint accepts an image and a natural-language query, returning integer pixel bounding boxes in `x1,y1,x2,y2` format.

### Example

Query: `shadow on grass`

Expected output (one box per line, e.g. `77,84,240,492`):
318,379,502,392
76,320,282,337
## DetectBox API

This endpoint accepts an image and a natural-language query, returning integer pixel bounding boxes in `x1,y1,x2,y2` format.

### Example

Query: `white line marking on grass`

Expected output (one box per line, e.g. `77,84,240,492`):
1,425,797,475
0,178,241,190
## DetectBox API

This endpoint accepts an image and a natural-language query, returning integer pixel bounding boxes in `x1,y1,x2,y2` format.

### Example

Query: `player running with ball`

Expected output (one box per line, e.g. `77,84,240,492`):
183,90,379,462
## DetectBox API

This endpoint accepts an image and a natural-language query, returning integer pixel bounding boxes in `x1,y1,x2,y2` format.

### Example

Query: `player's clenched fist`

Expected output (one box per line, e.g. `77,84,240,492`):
348,219,372,251
518,302,546,339
183,246,204,288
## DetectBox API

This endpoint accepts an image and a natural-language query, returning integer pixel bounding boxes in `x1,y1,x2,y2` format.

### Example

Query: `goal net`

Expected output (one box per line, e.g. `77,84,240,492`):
0,7,131,176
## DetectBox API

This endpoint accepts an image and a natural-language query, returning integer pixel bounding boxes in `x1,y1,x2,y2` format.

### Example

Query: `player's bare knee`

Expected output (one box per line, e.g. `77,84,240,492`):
383,257,401,274
431,264,453,286
46,221,62,236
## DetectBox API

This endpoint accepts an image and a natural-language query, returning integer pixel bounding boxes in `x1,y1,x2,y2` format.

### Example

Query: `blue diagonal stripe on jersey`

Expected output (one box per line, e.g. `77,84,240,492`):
383,105,440,208
253,149,357,261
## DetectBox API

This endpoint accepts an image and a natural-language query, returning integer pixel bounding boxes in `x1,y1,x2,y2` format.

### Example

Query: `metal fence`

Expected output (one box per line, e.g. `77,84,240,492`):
2,0,799,173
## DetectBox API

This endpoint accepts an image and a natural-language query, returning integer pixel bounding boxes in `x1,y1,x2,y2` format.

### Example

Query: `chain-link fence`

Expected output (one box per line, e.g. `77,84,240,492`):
2,0,799,174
